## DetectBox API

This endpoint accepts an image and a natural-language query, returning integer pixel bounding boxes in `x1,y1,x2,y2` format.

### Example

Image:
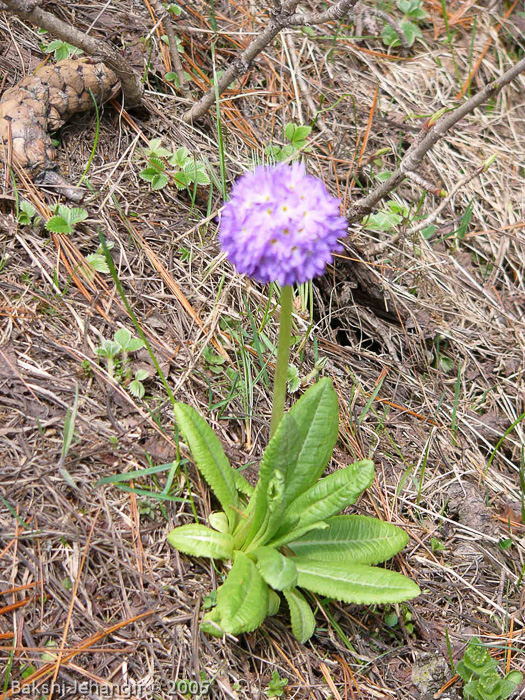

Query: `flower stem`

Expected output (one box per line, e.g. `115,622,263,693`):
269,285,293,438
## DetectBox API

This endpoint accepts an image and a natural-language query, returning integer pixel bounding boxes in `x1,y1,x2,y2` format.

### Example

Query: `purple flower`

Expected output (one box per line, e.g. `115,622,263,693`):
219,163,347,286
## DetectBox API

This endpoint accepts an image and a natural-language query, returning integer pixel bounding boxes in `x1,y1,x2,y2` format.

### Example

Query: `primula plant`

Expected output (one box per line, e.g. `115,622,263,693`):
168,377,420,641
168,163,420,641
96,328,144,382
456,637,522,700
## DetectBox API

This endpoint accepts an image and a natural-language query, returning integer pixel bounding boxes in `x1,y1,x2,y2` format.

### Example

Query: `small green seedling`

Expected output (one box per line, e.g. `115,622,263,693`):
266,671,288,698
286,365,301,393
114,327,144,361
382,0,427,47
165,3,182,16
18,201,41,227
165,70,192,88
203,346,227,375
362,200,410,233
139,139,210,191
43,39,83,61
362,200,436,240
456,637,523,700
287,358,328,393
265,122,312,162
46,205,88,235
95,340,122,379
95,328,144,381
431,537,446,552
85,253,110,275
168,378,420,642
129,369,149,399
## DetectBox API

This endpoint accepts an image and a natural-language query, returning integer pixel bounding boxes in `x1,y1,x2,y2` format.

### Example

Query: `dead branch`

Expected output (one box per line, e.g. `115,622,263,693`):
0,0,143,106
346,54,525,224
183,0,359,123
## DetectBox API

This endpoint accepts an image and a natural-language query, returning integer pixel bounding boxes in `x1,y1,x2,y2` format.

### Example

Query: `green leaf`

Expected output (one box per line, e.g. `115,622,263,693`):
362,209,402,232
498,673,523,699
44,40,81,60
462,638,497,676
193,169,211,186
287,365,301,393
139,166,160,182
382,24,401,47
294,558,421,604
267,520,328,549
45,216,73,234
421,224,436,239
146,138,172,158
251,547,297,590
96,340,121,358
166,4,182,16
208,512,229,533
55,205,87,226
151,173,169,190
267,670,288,697
283,588,316,643
114,328,132,350
280,144,295,159
200,552,269,636
234,470,254,497
294,557,421,605
167,523,235,559
248,470,287,549
284,122,297,141
268,589,281,616
85,253,110,273
234,412,300,547
173,402,239,529
172,146,190,168
18,200,36,225
129,379,145,398
284,377,339,502
291,125,311,147
474,670,505,700
265,144,282,160
276,460,374,537
126,338,145,353
113,328,143,353
504,670,523,687
400,19,423,45
173,172,191,189
287,515,409,565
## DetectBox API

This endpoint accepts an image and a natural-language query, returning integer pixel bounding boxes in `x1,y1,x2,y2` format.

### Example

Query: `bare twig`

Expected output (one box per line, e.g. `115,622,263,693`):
183,0,359,123
0,0,143,106
346,54,525,223
405,170,445,197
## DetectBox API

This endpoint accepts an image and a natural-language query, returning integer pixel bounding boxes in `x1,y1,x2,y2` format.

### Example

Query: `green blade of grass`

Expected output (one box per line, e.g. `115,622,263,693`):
95,461,181,486
112,484,188,502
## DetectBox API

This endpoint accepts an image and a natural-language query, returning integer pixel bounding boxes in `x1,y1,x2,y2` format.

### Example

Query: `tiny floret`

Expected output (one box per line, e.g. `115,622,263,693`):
219,163,347,285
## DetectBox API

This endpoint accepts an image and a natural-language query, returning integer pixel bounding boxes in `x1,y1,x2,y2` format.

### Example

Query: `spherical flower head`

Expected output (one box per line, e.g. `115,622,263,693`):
219,163,347,286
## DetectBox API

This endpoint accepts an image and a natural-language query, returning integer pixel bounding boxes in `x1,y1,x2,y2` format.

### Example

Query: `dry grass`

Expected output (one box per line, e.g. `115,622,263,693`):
1,0,524,698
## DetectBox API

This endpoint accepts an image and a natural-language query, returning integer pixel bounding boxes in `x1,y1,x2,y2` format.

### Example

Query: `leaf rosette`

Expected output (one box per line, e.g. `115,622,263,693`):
168,378,420,641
